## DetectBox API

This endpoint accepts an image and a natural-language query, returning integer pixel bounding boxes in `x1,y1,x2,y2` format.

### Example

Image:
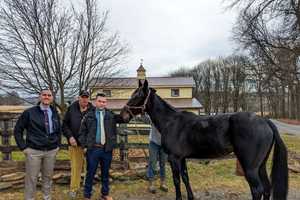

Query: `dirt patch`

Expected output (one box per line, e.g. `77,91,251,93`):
115,189,300,200
1,187,299,200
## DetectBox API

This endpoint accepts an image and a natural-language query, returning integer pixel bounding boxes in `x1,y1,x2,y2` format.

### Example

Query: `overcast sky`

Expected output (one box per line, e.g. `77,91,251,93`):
91,0,238,77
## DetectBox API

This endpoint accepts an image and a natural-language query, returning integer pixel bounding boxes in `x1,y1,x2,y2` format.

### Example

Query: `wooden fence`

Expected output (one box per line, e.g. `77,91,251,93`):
0,112,244,176
0,112,151,164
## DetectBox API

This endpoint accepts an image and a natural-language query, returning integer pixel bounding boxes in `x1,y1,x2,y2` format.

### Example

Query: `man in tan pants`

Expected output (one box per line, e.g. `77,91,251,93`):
14,89,61,200
24,147,59,200
63,91,93,199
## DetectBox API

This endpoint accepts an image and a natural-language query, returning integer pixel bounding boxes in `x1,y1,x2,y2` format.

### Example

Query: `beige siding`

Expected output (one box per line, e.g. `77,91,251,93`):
91,88,135,99
111,108,199,115
155,87,192,98
92,87,193,99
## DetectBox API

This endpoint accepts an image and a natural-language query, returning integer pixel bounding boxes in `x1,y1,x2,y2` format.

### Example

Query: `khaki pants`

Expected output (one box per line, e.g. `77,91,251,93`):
69,146,85,192
24,147,59,200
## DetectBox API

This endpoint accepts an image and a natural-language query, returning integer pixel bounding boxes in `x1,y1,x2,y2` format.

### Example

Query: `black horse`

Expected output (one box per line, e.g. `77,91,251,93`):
120,80,288,200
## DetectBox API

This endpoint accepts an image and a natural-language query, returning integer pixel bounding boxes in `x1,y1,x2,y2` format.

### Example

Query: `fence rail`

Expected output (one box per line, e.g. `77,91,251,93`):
0,112,151,166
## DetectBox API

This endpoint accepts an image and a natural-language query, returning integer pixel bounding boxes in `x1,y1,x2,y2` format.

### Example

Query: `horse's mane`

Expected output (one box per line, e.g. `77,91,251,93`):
152,91,177,113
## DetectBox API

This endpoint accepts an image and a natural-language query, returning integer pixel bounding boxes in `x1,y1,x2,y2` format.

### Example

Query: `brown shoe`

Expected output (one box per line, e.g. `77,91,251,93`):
160,183,168,192
160,179,168,192
148,180,156,194
100,195,113,200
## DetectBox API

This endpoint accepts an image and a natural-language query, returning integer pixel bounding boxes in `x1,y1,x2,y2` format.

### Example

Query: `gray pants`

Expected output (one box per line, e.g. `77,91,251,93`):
24,147,59,200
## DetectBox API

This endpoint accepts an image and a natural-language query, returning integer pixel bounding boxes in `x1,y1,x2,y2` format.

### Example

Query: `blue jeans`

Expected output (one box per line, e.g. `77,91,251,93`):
147,141,167,180
84,147,112,199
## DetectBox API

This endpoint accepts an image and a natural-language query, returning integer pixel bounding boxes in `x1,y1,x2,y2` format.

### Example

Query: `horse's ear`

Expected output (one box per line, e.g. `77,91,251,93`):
138,80,143,87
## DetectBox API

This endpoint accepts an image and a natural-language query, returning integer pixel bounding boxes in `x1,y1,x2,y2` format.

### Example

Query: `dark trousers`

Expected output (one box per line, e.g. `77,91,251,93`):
84,147,112,199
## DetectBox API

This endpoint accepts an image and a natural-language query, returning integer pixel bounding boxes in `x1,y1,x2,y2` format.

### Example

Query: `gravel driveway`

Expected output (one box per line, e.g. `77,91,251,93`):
271,119,300,135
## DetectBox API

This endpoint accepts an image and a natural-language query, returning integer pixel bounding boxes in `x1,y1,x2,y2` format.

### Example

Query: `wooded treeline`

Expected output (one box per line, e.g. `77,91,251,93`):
170,0,300,119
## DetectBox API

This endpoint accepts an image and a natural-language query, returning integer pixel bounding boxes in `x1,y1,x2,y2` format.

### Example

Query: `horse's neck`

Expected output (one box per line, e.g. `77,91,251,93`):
146,94,177,134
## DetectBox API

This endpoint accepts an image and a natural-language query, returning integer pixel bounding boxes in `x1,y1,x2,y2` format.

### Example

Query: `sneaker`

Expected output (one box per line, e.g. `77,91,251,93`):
160,179,168,192
68,191,77,199
148,180,156,194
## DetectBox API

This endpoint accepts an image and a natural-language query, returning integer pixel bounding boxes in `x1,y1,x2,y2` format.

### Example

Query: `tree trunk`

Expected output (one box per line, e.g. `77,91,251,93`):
258,84,264,117
281,85,286,118
297,83,300,120
292,84,297,119
59,88,66,116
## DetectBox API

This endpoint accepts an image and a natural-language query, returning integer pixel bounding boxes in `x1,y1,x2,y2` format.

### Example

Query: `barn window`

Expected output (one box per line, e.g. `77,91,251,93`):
103,89,111,97
171,88,179,97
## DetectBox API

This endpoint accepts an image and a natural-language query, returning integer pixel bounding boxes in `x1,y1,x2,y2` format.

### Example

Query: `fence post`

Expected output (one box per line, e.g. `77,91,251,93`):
1,114,13,161
119,125,129,169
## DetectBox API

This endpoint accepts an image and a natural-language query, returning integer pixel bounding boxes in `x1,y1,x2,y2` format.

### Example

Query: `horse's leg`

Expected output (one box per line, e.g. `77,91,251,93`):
236,142,272,200
259,162,271,200
180,159,194,200
244,167,264,200
230,115,274,200
259,139,273,200
168,155,182,200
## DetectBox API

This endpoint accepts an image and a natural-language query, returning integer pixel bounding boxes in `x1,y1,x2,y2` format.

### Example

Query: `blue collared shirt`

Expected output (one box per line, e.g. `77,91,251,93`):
40,104,53,134
95,109,105,143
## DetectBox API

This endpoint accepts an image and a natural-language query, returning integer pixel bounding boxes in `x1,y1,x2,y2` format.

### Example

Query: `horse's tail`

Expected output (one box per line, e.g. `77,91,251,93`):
266,119,288,200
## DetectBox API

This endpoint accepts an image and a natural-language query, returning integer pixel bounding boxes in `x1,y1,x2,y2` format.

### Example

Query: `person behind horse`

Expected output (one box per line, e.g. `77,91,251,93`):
147,123,168,193
14,89,61,200
62,90,94,199
78,92,128,200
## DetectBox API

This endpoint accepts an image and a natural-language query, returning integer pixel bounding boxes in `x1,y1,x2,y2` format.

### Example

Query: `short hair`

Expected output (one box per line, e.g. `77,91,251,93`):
39,88,52,94
96,92,106,99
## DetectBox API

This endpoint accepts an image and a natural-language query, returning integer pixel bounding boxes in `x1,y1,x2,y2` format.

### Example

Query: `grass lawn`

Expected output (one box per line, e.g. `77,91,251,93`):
0,134,299,200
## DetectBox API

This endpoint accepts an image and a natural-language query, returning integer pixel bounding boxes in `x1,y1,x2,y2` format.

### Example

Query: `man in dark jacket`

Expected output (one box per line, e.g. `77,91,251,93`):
14,89,61,200
62,90,94,198
78,93,128,200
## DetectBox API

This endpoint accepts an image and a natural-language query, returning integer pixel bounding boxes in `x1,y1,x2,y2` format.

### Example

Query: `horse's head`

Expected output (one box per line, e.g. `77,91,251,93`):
120,79,152,121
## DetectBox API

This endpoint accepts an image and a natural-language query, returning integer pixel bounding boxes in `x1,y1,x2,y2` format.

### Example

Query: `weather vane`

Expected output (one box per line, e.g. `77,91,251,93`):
140,58,143,66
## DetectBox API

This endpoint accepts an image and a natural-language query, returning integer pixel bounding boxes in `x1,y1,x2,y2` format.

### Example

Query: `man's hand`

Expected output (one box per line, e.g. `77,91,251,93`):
69,137,77,146
23,148,29,154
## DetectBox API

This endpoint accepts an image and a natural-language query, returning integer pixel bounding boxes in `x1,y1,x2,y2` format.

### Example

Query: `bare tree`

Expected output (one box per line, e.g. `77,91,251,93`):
0,0,128,113
219,58,231,113
228,55,248,112
227,0,300,119
211,63,221,114
170,55,252,115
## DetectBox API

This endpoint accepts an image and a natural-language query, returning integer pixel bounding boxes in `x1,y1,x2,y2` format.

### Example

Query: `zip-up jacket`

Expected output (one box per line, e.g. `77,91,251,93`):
62,101,93,145
78,107,127,152
14,105,61,151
